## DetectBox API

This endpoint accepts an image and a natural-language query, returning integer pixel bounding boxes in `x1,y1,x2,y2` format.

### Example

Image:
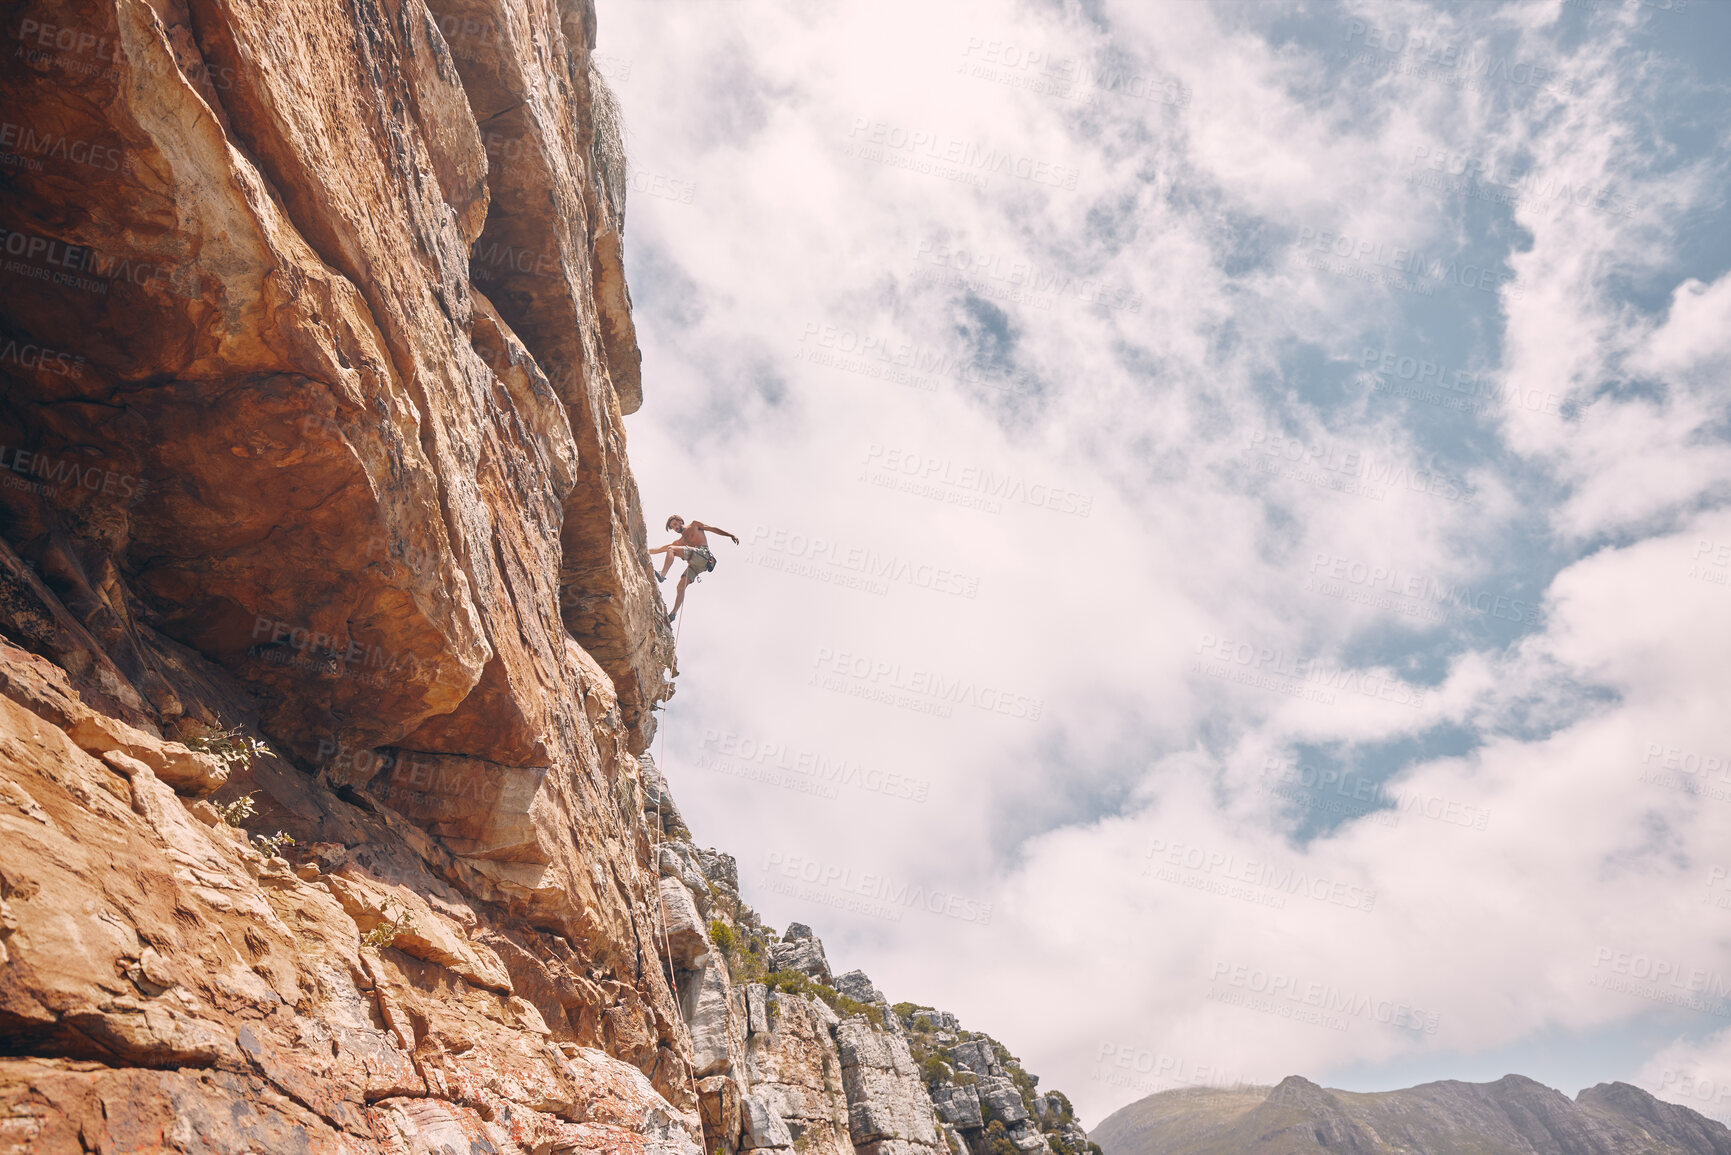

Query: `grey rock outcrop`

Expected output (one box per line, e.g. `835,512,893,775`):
661,842,715,914
837,1017,943,1154
932,1083,984,1129
681,959,738,1078
745,991,854,1155
698,847,741,896
950,1039,1003,1078
836,969,887,1004
639,770,1091,1155
978,1075,1033,1124
914,1010,959,1033
771,931,834,983
742,1095,796,1149
745,983,771,1036
660,876,712,968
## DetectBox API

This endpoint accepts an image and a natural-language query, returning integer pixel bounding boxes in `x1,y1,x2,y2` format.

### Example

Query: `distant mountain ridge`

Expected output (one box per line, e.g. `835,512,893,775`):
1092,1073,1731,1155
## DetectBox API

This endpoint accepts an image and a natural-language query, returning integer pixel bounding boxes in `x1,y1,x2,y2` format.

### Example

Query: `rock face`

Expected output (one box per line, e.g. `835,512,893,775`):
771,923,834,983
837,1017,943,1154
835,968,887,1004
0,0,1099,1152
1091,1074,1731,1155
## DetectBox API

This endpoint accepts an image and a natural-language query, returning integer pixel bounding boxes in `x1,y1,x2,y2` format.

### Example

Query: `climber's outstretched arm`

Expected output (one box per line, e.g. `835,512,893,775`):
693,521,739,543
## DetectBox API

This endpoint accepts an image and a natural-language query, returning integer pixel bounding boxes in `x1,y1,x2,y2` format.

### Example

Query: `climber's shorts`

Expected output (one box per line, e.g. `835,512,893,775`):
682,546,715,583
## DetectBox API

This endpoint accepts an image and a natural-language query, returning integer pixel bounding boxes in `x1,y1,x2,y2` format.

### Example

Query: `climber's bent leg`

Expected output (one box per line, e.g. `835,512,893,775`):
670,574,690,620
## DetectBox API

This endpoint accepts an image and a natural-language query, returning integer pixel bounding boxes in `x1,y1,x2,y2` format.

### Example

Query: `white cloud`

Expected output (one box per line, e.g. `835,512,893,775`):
601,0,1731,1127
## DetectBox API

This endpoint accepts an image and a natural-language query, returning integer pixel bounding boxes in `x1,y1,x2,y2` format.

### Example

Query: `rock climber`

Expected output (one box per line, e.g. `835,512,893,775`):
649,515,738,623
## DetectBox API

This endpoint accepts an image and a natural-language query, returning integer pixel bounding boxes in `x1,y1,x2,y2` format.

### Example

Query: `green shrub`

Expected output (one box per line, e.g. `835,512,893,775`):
363,898,416,948
978,1122,1021,1155
253,830,295,858
709,919,735,953
764,971,883,1026
918,1053,950,1087
215,792,257,825
765,968,816,997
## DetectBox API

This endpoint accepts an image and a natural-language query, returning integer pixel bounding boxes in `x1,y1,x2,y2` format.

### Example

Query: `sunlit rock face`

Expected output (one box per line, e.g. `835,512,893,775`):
0,0,691,1145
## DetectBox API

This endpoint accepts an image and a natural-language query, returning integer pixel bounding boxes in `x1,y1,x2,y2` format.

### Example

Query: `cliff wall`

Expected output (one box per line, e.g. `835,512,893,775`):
0,2,1095,1152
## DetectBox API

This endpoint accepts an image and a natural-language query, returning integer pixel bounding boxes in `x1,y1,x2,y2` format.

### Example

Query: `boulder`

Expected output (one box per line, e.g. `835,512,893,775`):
742,1095,796,1149
1052,1122,1091,1152
770,932,832,984
661,877,711,968
661,844,713,914
912,1010,959,1033
931,1083,983,1129
976,1076,1031,1125
696,848,740,893
67,710,228,796
949,1039,1002,1078
834,969,885,1004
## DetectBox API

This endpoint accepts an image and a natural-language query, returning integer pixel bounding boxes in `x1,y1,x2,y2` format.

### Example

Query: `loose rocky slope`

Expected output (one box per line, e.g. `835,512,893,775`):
0,1,1094,1152
1092,1074,1731,1155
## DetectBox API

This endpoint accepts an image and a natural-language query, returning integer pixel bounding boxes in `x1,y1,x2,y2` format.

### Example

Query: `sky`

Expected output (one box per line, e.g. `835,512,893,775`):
596,0,1731,1129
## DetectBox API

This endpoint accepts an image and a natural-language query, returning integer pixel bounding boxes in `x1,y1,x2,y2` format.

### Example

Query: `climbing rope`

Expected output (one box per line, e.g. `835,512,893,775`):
646,606,705,1127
